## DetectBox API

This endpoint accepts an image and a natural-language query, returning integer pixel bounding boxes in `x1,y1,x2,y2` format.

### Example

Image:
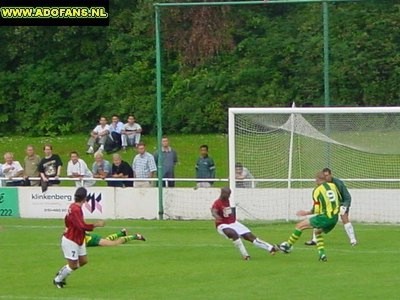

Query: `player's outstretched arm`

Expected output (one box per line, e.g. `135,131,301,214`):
296,210,312,217
94,220,105,228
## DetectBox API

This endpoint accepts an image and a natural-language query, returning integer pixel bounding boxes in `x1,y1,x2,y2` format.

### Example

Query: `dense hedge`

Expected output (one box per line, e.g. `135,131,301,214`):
0,0,398,136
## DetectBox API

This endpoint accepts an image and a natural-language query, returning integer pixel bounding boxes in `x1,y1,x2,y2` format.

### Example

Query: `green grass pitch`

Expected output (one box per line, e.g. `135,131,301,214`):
1,218,399,300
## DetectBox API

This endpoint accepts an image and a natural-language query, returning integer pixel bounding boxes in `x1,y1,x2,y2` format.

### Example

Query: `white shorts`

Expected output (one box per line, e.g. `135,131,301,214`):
61,236,87,260
217,221,251,238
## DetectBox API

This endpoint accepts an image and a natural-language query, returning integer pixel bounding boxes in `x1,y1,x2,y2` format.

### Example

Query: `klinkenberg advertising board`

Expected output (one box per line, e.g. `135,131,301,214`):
18,187,115,219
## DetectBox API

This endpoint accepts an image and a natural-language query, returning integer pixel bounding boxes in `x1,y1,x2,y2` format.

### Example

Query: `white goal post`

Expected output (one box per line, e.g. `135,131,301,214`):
228,106,400,223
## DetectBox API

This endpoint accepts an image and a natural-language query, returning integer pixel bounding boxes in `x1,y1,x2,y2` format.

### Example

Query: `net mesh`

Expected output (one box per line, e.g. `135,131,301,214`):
235,112,400,188
232,110,400,222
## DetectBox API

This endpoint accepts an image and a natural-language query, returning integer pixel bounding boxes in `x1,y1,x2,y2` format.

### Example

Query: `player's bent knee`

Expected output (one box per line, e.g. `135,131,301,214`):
78,256,88,267
314,228,323,234
68,260,80,270
296,219,311,230
80,260,88,267
223,228,239,240
242,232,256,242
341,215,350,223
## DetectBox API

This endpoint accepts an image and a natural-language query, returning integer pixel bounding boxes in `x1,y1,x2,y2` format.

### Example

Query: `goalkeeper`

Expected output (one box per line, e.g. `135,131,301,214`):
85,229,146,247
279,172,340,262
305,168,357,246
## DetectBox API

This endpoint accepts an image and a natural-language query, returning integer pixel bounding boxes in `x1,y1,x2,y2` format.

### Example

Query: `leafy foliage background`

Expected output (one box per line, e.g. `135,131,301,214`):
0,0,398,136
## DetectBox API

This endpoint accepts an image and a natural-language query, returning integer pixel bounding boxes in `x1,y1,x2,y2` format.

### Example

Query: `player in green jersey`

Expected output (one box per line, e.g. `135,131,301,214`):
305,168,357,246
279,171,340,261
85,229,146,247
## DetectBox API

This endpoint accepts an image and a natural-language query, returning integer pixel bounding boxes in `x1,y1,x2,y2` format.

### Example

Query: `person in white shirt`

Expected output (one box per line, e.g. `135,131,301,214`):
121,115,142,150
2,152,24,186
67,151,95,187
86,117,110,154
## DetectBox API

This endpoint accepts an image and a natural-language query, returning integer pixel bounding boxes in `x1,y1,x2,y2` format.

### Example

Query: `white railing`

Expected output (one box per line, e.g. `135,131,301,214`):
1,177,400,185
0,177,229,187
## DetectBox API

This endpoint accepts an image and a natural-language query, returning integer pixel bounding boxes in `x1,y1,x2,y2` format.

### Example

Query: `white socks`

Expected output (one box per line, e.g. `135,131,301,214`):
233,239,249,258
252,238,274,252
54,265,73,282
313,223,357,245
312,229,317,242
233,238,275,258
344,222,357,244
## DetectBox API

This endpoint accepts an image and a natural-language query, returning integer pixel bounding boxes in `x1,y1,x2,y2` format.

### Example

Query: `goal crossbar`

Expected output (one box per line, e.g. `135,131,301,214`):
229,107,400,115
154,0,361,8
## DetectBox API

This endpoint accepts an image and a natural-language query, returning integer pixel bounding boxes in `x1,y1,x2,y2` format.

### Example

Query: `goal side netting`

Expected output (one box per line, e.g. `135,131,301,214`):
229,106,400,223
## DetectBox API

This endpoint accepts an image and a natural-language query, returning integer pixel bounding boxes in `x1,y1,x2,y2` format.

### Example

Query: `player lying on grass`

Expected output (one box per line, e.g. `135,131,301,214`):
305,167,357,246
279,172,340,262
85,229,146,247
211,187,278,260
53,187,105,289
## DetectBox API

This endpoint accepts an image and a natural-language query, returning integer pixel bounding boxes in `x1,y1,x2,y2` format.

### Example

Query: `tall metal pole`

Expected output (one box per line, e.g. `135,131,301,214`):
286,102,296,222
323,1,331,166
323,1,330,107
155,5,164,220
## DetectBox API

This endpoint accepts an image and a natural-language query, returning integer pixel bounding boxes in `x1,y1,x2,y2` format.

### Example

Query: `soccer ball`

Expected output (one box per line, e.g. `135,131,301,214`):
279,241,293,253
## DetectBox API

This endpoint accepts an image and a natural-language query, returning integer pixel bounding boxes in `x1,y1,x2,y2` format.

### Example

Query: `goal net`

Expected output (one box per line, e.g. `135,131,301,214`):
229,106,400,223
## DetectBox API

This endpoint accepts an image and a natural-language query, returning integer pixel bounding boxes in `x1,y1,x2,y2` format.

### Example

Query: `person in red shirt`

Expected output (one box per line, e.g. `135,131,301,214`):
211,187,278,260
53,187,105,288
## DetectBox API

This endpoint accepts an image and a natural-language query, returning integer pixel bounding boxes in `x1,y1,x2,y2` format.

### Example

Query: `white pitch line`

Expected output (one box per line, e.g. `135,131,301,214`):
0,296,108,300
1,241,397,254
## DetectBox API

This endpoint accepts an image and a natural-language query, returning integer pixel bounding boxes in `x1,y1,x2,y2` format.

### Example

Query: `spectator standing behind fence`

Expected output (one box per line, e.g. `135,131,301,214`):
86,117,110,154
39,144,63,187
195,145,216,188
132,142,157,187
23,145,41,186
109,153,133,187
2,152,24,186
92,152,111,181
154,136,178,187
67,151,95,187
235,163,255,188
121,115,142,150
